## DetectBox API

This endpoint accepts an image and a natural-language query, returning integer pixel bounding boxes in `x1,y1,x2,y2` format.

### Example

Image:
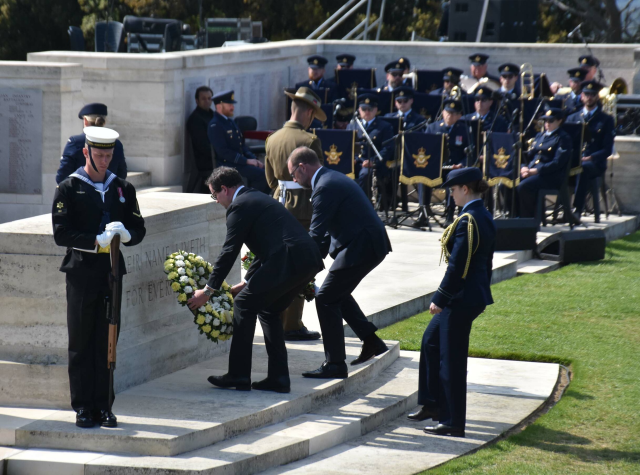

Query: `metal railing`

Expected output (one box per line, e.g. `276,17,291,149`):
307,0,386,41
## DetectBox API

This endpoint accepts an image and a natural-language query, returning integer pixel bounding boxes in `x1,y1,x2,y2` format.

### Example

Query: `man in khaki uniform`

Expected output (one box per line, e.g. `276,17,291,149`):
265,87,325,341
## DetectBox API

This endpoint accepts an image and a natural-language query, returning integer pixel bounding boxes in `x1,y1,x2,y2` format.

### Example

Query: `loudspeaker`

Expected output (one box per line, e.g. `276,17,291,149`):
561,230,606,263
494,218,538,251
448,0,539,43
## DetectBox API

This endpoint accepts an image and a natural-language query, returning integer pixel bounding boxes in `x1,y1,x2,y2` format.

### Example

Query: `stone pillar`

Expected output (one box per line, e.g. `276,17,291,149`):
612,136,640,214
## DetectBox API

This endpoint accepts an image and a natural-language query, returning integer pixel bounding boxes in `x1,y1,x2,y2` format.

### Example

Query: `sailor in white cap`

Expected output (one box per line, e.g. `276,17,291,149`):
52,126,146,429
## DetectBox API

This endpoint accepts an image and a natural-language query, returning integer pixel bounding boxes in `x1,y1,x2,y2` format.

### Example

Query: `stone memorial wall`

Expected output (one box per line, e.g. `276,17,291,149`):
0,192,237,408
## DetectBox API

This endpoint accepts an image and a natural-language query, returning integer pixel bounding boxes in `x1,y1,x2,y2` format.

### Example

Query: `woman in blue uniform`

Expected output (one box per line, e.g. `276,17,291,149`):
408,167,496,437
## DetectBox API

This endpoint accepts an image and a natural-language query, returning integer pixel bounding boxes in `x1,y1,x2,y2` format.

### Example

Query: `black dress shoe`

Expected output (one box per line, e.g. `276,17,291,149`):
423,423,465,437
284,326,321,341
208,374,251,391
407,406,439,422
351,335,388,366
96,410,118,428
251,377,291,393
302,361,348,379
76,409,95,428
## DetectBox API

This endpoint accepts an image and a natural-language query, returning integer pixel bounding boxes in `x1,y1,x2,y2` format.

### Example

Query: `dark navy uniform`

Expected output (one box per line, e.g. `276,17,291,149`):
294,77,338,104
207,105,269,193
348,116,395,196
426,119,470,167
52,167,145,414
566,104,615,213
418,168,496,433
57,134,127,184
556,91,582,115
463,110,508,133
381,59,412,92
385,109,424,131
516,118,572,218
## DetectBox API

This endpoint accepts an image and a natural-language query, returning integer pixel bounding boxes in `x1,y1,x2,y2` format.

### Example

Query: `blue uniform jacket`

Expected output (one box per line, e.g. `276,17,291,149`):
524,128,572,176
347,116,395,164
207,111,255,166
381,78,413,92
426,120,470,166
384,109,425,131
432,199,496,308
463,110,508,133
555,92,582,115
310,167,391,271
566,106,615,171
56,134,127,184
295,77,338,104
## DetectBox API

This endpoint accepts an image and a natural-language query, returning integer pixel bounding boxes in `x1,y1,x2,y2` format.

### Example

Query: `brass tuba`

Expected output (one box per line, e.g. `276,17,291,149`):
520,63,535,100
599,77,628,120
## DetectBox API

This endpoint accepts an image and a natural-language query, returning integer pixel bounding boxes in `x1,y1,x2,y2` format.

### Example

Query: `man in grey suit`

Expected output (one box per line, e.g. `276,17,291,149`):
287,147,391,378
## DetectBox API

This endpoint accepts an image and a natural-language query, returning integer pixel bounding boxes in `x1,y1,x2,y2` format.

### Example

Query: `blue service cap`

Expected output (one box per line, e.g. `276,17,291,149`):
213,90,237,104
579,55,600,67
336,54,356,65
394,86,414,99
542,108,564,121
441,167,483,188
385,60,405,73
307,55,328,69
78,103,108,119
498,63,519,76
580,80,604,95
469,53,489,65
443,100,463,113
567,68,588,82
357,93,379,107
442,67,463,82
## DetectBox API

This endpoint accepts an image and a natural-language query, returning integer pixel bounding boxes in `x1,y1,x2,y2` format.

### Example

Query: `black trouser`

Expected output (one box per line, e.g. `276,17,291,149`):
66,272,121,413
315,254,383,363
418,303,485,428
229,266,317,382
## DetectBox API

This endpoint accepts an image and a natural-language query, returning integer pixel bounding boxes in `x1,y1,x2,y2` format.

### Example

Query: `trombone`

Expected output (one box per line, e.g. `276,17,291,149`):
519,63,535,134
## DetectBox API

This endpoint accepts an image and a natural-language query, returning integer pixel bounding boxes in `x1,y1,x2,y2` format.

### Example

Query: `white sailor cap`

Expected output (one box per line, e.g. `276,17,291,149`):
84,126,119,149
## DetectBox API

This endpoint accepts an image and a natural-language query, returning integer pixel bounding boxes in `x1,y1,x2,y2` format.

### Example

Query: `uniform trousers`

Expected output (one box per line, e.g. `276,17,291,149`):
573,161,605,214
66,272,121,412
315,252,383,363
229,263,317,382
516,173,563,218
418,303,486,428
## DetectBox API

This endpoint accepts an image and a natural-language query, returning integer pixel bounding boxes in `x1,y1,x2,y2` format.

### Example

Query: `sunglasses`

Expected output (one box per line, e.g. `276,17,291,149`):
502,74,515,79
396,98,410,104
390,72,402,77
359,105,374,112
475,97,489,102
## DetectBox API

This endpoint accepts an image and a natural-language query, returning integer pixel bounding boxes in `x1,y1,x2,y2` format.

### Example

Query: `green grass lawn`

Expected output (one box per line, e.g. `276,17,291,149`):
378,231,640,475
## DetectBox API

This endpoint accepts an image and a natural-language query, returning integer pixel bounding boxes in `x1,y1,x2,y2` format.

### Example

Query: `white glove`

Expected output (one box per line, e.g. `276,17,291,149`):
105,221,131,243
96,229,115,249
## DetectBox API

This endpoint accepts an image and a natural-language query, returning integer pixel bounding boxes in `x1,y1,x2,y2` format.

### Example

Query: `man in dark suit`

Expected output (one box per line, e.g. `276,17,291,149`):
185,86,214,193
188,167,324,393
287,146,391,378
566,80,615,218
56,103,127,184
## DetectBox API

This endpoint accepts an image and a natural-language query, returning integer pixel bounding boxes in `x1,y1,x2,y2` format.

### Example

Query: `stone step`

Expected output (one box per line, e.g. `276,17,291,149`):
517,259,561,275
126,171,152,188
9,338,399,457
4,349,416,475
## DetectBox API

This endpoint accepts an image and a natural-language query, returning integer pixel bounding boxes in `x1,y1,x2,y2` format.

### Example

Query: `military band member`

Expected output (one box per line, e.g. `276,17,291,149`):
409,167,495,438
566,80,615,218
336,53,355,70
554,68,588,115
185,86,214,193
52,127,146,428
468,53,500,83
295,55,338,104
516,108,572,219
381,59,412,92
56,103,127,184
384,86,423,130
264,87,324,341
208,90,269,194
430,68,464,97
464,87,508,133
579,55,600,81
347,94,396,199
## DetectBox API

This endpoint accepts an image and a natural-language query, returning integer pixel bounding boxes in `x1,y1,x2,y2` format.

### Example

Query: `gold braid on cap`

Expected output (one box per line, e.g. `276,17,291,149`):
440,213,480,279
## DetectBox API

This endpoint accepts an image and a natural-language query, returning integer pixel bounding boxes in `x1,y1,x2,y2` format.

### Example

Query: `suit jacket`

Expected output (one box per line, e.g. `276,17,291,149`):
52,168,145,277
432,200,496,308
207,187,324,292
426,120,470,166
524,128,572,177
264,121,324,224
294,77,338,104
207,111,255,166
566,106,615,171
310,167,391,271
56,134,127,184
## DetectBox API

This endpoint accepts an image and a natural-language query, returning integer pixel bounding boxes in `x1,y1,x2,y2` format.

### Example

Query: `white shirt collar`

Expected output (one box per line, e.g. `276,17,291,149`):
311,167,323,192
233,185,245,201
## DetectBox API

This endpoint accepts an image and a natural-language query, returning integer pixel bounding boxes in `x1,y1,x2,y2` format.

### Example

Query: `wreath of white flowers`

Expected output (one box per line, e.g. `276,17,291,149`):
164,251,234,343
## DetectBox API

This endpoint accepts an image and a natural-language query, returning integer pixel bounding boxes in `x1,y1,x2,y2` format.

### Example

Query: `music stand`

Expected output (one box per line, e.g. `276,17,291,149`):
483,131,521,217
312,129,356,178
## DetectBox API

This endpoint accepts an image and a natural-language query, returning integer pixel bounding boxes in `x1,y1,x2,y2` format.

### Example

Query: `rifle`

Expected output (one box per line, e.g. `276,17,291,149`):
106,234,121,411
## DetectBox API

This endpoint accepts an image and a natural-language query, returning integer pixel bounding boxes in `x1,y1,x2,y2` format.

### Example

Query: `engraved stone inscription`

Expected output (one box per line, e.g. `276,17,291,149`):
0,88,43,194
